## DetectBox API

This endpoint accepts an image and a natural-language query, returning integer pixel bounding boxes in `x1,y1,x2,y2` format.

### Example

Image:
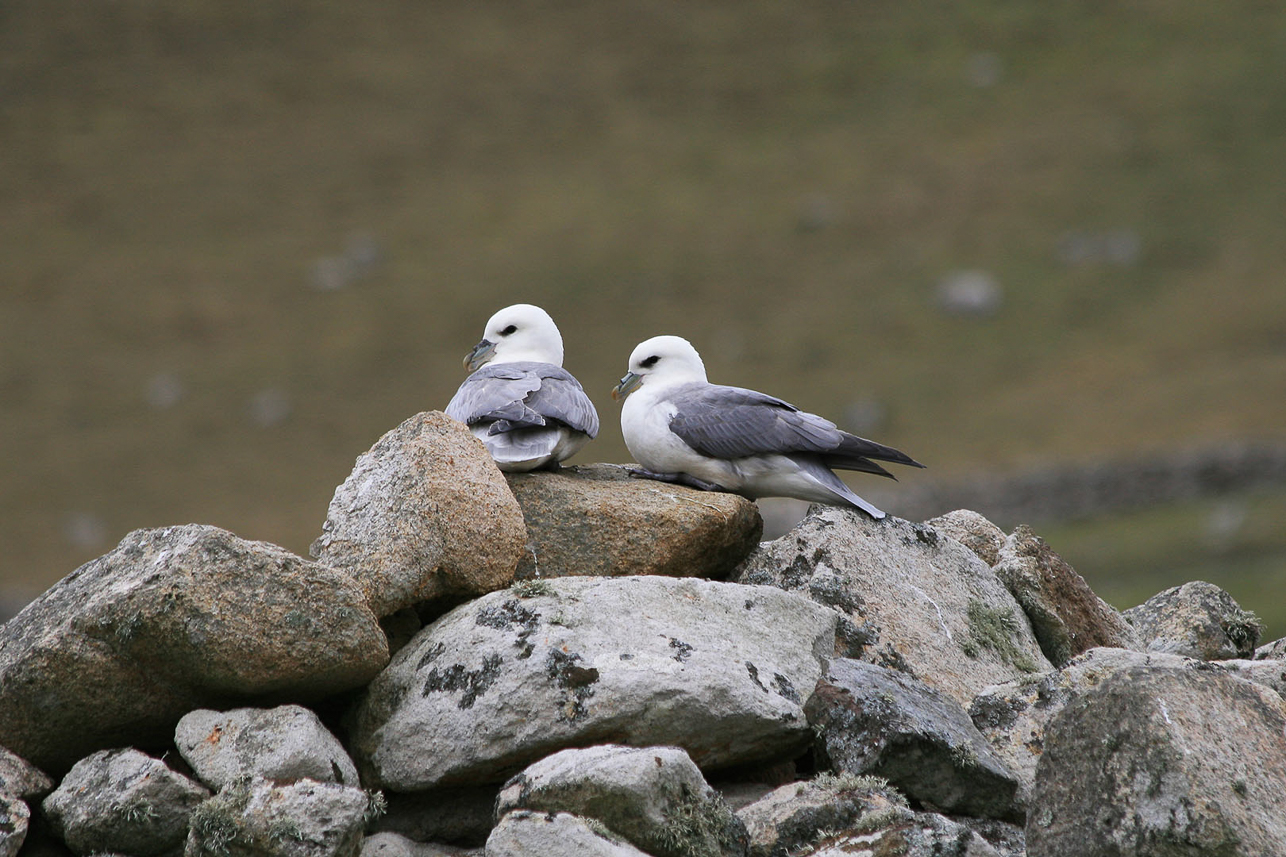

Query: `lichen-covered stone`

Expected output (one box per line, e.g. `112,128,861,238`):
311,411,526,617
925,510,1006,567
505,464,761,580
0,526,387,773
495,744,747,857
175,705,358,791
1123,580,1261,660
737,774,908,857
486,811,652,857
1255,635,1286,660
350,576,837,791
992,525,1139,667
43,748,208,857
0,793,29,857
1027,666,1286,856
806,660,1020,821
970,647,1199,808
0,745,52,800
742,786,1003,857
735,507,1050,709
185,777,371,857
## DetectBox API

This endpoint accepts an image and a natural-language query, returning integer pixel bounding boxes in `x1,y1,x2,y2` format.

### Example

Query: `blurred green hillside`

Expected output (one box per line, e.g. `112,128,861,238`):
3,2,1285,632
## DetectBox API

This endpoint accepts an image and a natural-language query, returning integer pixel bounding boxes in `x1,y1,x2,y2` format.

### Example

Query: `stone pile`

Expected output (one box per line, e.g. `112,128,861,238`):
1,410,1283,857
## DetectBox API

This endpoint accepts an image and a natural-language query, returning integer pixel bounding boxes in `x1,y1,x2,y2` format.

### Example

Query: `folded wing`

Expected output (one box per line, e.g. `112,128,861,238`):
667,383,920,478
446,362,599,437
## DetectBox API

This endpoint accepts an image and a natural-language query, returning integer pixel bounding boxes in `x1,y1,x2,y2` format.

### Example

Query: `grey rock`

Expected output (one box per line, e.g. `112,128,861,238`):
0,525,387,773
484,811,652,857
783,807,1000,856
1255,635,1286,660
953,818,1025,857
969,647,1198,807
1027,666,1286,856
806,660,1020,821
1124,580,1261,659
736,773,908,857
0,745,52,800
175,705,358,791
735,507,1050,709
0,793,29,857
351,576,837,791
925,510,1006,567
992,525,1139,666
311,411,526,618
975,649,1286,805
504,464,761,580
185,777,371,857
1211,657,1286,697
495,744,747,857
361,832,476,856
42,748,208,857
372,786,498,847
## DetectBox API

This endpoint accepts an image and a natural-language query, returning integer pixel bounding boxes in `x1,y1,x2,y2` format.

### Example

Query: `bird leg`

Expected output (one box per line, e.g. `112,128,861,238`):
626,467,727,492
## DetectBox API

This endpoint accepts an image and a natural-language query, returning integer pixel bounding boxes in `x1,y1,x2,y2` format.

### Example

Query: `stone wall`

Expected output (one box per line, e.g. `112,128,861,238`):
2,412,1284,857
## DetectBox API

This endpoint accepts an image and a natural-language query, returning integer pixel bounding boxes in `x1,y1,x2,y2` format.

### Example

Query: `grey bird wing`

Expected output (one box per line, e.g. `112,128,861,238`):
667,383,920,477
446,363,599,437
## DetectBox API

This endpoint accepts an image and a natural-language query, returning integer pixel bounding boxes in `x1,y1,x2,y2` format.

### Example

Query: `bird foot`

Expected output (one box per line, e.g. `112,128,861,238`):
626,468,726,492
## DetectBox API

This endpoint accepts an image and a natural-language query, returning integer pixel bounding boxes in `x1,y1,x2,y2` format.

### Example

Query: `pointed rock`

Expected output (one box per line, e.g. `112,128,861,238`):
992,525,1139,666
311,411,526,617
926,510,1006,566
0,746,52,801
735,508,1050,709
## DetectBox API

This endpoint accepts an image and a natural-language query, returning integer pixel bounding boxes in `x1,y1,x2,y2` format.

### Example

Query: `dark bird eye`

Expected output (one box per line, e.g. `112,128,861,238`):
640,355,660,368
500,324,518,336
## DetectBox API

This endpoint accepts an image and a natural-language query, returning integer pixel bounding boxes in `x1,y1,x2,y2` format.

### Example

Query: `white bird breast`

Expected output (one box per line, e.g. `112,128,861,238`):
622,392,740,487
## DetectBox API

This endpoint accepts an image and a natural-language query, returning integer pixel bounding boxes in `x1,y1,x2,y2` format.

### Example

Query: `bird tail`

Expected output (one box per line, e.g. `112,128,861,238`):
472,425,560,471
794,457,888,519
825,432,925,479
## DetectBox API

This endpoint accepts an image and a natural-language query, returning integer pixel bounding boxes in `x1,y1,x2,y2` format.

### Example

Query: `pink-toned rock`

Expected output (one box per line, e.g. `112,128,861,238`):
312,411,527,616
505,464,761,580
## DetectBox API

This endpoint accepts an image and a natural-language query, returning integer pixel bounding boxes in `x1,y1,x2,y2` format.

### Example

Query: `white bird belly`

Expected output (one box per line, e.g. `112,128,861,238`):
621,393,746,489
725,455,843,503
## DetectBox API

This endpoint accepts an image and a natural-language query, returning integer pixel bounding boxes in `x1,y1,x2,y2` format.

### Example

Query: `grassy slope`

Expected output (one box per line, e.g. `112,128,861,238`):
3,2,1284,628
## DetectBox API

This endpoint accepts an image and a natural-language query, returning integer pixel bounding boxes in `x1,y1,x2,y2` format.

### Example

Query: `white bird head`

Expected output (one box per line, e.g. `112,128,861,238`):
463,304,565,371
612,335,708,401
